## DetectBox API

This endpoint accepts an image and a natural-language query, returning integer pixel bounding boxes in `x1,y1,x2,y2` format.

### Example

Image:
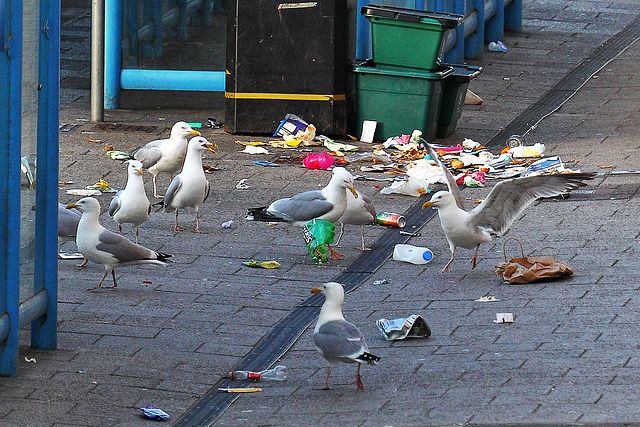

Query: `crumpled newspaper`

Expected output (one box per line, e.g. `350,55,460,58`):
376,314,431,341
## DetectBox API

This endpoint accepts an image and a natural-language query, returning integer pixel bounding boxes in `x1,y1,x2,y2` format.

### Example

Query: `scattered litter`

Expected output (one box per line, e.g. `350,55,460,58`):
105,150,132,160
360,120,377,143
235,179,250,190
58,252,84,260
207,117,224,129
140,405,169,421
222,220,234,229
203,165,226,173
475,295,500,302
102,144,115,151
376,314,431,341
274,113,309,138
508,142,545,158
240,145,270,155
399,230,421,237
77,370,86,374
253,161,279,167
218,387,262,393
380,176,429,197
302,152,334,170
464,89,483,105
520,156,567,177
59,123,79,132
65,189,102,196
372,279,389,285
187,122,202,129
393,244,433,264
494,313,514,323
21,156,36,188
87,138,102,143
375,212,406,228
236,140,267,146
142,280,152,284
24,357,36,363
319,136,358,152
488,41,508,52
229,366,286,381
85,179,117,193
303,219,335,262
241,260,280,269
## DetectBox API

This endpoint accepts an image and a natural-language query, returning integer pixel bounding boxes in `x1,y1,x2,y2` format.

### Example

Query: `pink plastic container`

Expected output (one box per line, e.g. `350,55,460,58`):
303,152,335,169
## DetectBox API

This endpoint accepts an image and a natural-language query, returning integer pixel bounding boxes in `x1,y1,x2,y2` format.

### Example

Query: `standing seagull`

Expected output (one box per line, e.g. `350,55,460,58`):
67,197,171,290
422,144,595,273
163,136,216,233
133,121,201,198
108,160,151,243
335,188,376,251
311,282,381,390
247,167,359,259
58,202,88,267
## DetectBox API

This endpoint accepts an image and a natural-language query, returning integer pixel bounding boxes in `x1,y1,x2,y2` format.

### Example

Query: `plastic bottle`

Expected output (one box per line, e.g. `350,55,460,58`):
230,365,287,381
393,244,433,265
488,41,508,52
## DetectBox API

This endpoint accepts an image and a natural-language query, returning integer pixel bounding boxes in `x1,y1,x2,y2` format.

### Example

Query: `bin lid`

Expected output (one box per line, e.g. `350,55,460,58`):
442,63,483,83
351,60,454,80
361,5,463,29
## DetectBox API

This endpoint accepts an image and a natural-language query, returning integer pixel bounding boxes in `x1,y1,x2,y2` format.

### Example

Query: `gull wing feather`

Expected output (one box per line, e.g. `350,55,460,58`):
96,230,157,263
313,320,367,361
163,176,182,211
469,173,595,236
203,180,211,203
133,143,163,169
108,191,122,217
423,140,466,210
268,190,333,222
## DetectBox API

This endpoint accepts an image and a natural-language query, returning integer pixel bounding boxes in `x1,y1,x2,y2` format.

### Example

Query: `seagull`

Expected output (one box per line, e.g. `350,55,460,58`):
335,189,376,251
247,167,358,259
108,160,151,243
58,202,88,267
163,136,216,233
133,121,201,198
311,282,380,391
422,142,596,273
66,197,172,290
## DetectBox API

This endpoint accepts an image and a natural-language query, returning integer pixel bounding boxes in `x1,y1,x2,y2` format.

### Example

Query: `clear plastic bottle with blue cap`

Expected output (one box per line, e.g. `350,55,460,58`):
393,244,433,265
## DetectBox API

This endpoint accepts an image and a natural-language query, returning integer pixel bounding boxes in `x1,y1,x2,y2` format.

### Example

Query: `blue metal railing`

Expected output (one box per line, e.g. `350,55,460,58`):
0,0,59,376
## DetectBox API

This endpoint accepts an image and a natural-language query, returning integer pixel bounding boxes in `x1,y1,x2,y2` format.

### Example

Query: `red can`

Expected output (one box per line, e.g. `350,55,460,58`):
376,212,406,228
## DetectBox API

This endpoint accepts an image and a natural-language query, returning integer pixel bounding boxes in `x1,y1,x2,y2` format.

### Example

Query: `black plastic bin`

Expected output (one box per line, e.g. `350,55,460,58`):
437,64,482,138
225,0,348,136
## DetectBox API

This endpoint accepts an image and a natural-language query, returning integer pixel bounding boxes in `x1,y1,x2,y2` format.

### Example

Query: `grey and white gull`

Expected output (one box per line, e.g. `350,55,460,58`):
108,160,151,243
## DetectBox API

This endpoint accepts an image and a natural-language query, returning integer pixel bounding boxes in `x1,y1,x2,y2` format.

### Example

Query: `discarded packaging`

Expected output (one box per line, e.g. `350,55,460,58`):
218,387,262,393
393,244,433,265
274,113,309,138
494,313,514,323
105,150,132,160
140,405,169,421
520,156,565,177
496,238,574,284
254,161,279,167
85,179,117,193
230,365,286,381
380,176,429,197
360,120,377,143
488,41,508,52
187,122,202,129
372,279,389,285
509,142,545,158
475,295,500,302
376,212,406,228
66,189,102,196
320,136,358,152
235,179,250,190
222,220,234,228
303,219,335,262
58,252,84,260
376,314,431,341
240,145,270,155
241,260,280,269
303,152,334,169
207,117,223,129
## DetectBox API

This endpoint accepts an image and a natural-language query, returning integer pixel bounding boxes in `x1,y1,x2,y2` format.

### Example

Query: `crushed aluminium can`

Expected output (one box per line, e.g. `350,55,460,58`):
376,212,406,228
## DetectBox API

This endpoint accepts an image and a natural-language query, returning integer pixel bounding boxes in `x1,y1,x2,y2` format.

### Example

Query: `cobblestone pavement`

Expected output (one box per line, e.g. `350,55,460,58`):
2,0,640,426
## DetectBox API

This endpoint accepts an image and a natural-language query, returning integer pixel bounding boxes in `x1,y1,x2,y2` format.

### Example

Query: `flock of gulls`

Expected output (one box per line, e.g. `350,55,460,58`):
59,121,595,390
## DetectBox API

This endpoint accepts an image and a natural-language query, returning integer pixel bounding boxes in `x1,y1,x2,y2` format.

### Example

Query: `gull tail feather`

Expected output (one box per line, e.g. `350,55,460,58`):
357,352,381,365
247,207,287,222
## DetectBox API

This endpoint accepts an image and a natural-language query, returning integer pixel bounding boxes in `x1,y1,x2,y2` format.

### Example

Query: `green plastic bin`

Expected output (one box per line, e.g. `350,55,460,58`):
352,61,453,142
362,5,462,71
437,64,483,138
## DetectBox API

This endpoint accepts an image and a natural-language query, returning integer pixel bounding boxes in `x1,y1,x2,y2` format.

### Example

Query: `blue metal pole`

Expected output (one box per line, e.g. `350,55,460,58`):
485,0,504,43
30,0,59,351
464,0,484,59
504,0,521,31
104,0,122,108
120,69,226,91
0,0,23,377
355,0,370,61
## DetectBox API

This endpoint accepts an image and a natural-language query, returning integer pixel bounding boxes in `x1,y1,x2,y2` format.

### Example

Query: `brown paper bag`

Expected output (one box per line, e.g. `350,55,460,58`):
495,240,574,284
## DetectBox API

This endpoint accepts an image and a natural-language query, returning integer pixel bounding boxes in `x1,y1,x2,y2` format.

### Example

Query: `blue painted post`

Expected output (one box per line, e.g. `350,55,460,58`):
444,0,465,63
485,0,504,43
104,0,122,108
0,0,24,377
31,0,59,350
504,0,522,31
464,0,484,58
355,0,370,61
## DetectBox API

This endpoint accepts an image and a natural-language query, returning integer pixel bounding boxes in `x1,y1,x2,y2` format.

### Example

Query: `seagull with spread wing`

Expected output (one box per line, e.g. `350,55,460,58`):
422,141,595,273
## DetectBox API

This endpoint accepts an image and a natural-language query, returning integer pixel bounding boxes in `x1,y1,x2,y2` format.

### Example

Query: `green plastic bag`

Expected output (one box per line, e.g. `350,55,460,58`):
303,219,335,262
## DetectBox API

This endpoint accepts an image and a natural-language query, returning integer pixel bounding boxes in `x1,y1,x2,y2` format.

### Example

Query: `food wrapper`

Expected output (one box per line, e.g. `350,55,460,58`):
302,219,335,262
376,314,431,341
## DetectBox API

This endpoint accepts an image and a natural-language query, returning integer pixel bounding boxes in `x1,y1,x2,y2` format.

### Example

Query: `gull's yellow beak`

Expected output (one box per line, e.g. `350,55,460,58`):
422,201,435,209
348,185,358,198
205,142,217,154
137,169,144,175
190,130,201,136
310,287,322,294
66,203,79,209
